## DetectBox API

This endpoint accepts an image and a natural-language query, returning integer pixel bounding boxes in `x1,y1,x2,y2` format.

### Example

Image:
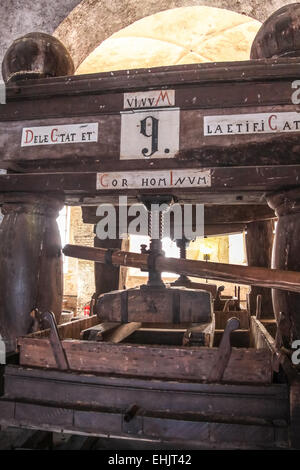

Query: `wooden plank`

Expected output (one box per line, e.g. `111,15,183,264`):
250,316,277,352
1,165,300,198
250,316,281,373
208,318,240,382
80,322,120,341
18,337,272,384
142,416,287,448
14,402,73,427
4,57,300,103
67,191,269,206
4,365,288,421
2,59,300,172
27,315,99,340
104,322,142,343
82,205,275,226
0,398,288,449
125,325,215,347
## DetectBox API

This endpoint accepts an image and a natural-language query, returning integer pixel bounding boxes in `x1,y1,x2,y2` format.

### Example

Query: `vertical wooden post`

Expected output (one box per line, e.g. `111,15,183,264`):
267,188,300,345
245,220,274,318
0,194,63,352
81,206,129,296
94,235,129,295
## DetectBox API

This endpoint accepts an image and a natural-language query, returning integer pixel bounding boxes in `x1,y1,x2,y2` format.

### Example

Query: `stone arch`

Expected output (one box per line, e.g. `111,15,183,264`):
54,0,293,69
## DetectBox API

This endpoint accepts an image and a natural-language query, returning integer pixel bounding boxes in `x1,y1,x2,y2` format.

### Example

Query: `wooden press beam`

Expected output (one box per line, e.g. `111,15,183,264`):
82,205,275,225
63,244,300,294
0,166,299,204
1,58,300,173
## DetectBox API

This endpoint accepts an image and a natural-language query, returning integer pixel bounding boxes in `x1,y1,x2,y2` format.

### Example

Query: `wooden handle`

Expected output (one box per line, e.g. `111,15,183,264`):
208,317,240,383
63,244,300,293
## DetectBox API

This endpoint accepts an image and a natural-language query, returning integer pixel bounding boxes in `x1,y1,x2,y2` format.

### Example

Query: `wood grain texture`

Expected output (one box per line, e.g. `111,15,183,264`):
63,243,300,294
246,220,274,318
0,396,289,449
3,364,288,421
18,337,272,384
96,286,212,324
1,59,300,171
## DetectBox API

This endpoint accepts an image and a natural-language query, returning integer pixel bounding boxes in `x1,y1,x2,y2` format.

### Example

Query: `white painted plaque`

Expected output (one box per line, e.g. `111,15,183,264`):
204,111,300,136
120,108,180,159
124,89,175,109
21,123,99,147
96,169,211,190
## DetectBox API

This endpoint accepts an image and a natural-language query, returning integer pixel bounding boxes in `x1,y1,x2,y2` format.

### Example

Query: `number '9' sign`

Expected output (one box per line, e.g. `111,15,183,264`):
120,108,180,160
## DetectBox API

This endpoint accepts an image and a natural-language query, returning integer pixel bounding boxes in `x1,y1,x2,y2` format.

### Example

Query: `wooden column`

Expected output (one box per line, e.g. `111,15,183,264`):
0,194,63,352
245,220,274,318
267,188,300,345
81,207,129,296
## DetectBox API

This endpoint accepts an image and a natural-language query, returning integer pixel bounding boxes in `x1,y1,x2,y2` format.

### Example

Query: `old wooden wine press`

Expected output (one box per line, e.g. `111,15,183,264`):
0,3,300,449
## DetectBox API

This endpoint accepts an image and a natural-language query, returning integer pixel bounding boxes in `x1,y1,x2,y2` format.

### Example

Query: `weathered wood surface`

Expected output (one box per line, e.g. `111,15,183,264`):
0,166,300,206
80,321,120,341
63,244,300,294
18,337,272,384
246,220,274,318
0,195,63,353
94,237,129,297
171,279,218,297
103,322,142,343
82,205,274,238
1,59,300,170
82,204,275,226
250,316,277,353
0,398,288,449
5,57,300,102
28,314,99,339
250,316,280,373
208,317,240,382
268,188,300,344
96,286,212,324
3,364,288,421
